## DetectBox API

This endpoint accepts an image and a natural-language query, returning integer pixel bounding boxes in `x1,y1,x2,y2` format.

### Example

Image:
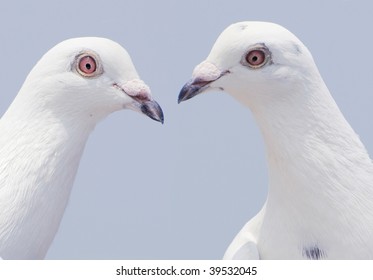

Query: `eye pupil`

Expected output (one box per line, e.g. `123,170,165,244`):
85,63,91,70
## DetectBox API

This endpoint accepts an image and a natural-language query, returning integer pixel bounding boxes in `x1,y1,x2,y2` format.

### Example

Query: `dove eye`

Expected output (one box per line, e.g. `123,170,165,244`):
78,55,96,76
246,50,265,66
76,53,102,77
242,46,271,69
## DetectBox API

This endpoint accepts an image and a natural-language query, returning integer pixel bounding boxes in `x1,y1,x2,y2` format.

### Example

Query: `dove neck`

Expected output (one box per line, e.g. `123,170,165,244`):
249,81,372,214
0,90,96,259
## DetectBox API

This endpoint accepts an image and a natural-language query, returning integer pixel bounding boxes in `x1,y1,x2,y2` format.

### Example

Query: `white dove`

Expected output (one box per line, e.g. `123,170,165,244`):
179,21,373,259
0,37,163,259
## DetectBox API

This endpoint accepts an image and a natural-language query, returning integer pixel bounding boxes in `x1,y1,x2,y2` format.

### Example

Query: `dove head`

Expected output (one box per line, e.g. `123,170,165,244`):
18,37,163,124
179,21,323,109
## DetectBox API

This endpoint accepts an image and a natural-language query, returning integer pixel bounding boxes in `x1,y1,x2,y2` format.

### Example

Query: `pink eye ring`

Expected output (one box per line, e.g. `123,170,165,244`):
245,50,266,67
77,55,98,77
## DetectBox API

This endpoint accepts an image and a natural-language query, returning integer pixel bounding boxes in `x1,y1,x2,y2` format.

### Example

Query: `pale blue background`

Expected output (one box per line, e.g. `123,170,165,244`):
0,0,372,259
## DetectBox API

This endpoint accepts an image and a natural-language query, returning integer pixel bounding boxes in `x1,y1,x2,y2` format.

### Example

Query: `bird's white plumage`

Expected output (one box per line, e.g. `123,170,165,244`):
0,37,162,259
180,21,373,259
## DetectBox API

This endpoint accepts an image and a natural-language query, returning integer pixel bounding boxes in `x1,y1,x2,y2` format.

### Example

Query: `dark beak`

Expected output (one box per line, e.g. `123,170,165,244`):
178,61,228,104
178,79,213,104
115,80,164,124
140,100,164,124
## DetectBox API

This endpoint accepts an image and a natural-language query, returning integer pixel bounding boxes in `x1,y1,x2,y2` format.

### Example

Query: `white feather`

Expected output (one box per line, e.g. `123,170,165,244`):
0,37,159,259
184,22,373,259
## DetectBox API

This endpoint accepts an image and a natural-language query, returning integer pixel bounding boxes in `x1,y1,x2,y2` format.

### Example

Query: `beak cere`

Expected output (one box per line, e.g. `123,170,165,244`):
117,79,164,124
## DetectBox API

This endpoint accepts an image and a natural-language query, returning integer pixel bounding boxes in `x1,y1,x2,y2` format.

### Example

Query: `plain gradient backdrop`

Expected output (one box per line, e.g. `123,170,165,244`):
0,0,372,259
